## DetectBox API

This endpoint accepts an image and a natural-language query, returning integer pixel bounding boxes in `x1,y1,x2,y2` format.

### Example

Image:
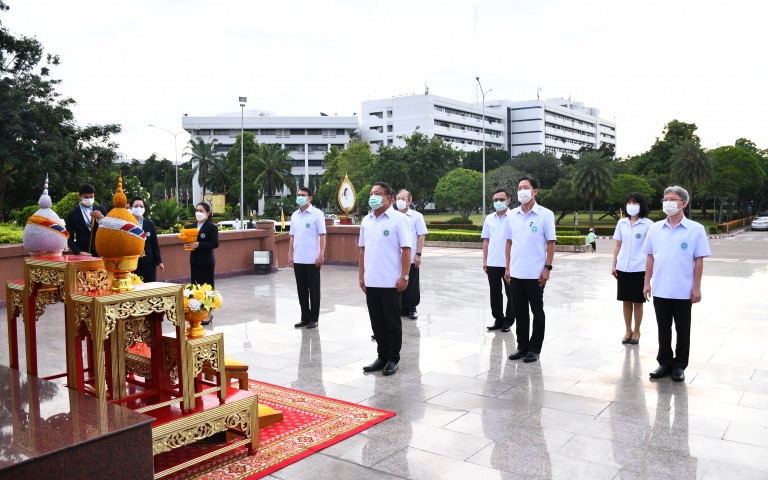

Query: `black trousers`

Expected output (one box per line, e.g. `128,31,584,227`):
133,262,157,283
653,297,692,370
191,264,215,287
486,267,514,327
400,263,420,312
511,278,545,353
294,263,321,323
366,287,402,362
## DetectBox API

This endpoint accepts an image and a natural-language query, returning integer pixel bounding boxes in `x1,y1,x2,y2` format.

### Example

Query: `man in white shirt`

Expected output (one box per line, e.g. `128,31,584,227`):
482,188,514,332
359,182,412,376
289,187,327,329
504,177,556,363
396,189,428,320
642,186,710,382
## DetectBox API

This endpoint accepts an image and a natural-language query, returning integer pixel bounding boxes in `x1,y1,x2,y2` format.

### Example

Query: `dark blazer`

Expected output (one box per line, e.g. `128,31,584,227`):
138,218,162,266
189,220,219,266
66,204,108,255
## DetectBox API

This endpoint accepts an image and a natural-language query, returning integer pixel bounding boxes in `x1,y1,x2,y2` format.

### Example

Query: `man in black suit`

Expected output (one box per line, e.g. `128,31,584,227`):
66,184,107,256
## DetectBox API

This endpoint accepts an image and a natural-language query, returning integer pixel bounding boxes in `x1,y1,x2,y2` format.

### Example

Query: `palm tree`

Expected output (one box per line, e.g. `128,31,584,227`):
670,138,714,217
253,143,296,197
184,138,226,202
571,150,614,226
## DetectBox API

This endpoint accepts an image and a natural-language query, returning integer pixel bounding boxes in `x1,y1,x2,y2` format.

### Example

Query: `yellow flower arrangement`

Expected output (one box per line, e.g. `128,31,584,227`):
183,283,223,314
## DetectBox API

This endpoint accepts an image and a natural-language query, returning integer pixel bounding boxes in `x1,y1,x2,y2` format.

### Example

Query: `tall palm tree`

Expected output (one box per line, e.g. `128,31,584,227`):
183,138,226,202
670,138,714,217
254,143,296,197
571,150,614,226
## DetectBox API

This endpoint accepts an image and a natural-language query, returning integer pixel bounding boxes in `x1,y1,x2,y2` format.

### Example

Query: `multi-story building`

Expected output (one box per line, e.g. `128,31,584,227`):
181,111,358,202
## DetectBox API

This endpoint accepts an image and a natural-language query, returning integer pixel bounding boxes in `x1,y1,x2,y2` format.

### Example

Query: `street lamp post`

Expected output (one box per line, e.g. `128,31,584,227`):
239,97,247,229
476,77,493,217
148,124,184,206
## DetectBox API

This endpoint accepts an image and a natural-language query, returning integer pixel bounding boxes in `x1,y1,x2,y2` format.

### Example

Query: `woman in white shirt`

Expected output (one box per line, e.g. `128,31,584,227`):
611,193,652,345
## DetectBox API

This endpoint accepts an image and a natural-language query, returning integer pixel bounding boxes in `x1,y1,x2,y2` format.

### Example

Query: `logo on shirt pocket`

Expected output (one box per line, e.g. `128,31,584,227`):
305,223,310,228
531,226,538,233
680,242,688,250
635,233,641,239
200,233,206,239
383,229,390,237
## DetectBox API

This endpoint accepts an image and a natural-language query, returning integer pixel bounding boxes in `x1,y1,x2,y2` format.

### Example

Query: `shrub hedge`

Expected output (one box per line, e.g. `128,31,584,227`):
0,223,24,244
428,223,483,231
426,229,586,246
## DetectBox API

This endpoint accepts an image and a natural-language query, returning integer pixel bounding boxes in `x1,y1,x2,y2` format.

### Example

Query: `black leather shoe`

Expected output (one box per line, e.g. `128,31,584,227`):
671,368,685,382
501,325,511,332
306,321,318,329
383,361,398,376
363,358,386,372
202,315,213,326
508,349,528,360
649,365,672,379
408,311,418,320
523,352,540,363
294,321,308,328
487,324,503,331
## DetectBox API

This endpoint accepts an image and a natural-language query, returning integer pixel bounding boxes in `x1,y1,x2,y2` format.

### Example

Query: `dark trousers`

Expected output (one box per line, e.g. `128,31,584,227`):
486,267,514,327
133,262,157,283
400,263,420,313
294,263,321,323
366,287,402,362
653,297,692,370
191,265,215,287
511,278,545,353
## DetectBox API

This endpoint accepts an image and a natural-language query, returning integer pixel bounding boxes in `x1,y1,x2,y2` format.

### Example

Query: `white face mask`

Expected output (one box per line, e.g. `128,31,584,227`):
396,199,408,211
195,211,208,222
131,206,145,217
81,197,94,207
517,189,532,204
662,200,680,217
626,204,640,217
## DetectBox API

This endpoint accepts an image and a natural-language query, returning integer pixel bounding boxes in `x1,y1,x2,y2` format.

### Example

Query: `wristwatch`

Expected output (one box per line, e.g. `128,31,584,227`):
544,264,553,270
401,275,410,281
416,252,422,257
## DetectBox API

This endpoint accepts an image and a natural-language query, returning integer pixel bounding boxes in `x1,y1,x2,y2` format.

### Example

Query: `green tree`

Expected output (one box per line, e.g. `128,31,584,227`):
508,151,562,189
627,120,699,176
488,163,524,205
184,138,224,202
433,168,483,222
317,141,376,208
152,199,187,229
703,146,766,222
462,147,509,172
223,131,261,212
670,138,714,217
253,143,295,198
355,183,372,215
571,150,614,226
607,174,655,208
538,175,583,224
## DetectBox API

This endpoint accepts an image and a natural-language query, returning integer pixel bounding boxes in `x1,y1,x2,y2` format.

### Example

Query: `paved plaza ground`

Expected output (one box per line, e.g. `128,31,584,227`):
3,231,768,479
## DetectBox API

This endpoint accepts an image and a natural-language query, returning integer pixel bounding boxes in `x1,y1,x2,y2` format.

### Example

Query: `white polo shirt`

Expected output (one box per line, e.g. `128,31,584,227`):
358,206,412,288
290,205,327,264
613,217,652,272
403,209,428,263
481,210,511,268
505,203,556,279
641,216,711,300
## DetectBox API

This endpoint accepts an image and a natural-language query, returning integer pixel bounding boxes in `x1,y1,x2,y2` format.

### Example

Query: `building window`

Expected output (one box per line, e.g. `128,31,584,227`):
290,129,305,135
308,144,327,152
387,125,393,132
197,129,211,135
261,129,276,135
213,129,230,135
285,144,304,152
215,144,232,153
307,129,322,135
369,111,383,119
336,129,346,135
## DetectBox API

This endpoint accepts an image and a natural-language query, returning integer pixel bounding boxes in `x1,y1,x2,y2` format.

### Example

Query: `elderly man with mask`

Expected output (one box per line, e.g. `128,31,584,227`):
395,189,428,320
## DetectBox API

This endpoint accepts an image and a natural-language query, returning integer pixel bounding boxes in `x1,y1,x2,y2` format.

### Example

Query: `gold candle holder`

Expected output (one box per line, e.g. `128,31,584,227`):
102,255,141,292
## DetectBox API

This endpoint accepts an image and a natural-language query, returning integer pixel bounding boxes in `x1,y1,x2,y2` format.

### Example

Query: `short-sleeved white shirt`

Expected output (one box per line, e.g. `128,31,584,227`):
358,206,413,288
505,203,556,279
402,209,428,263
613,217,652,272
481,210,511,268
290,205,327,264
641,216,711,300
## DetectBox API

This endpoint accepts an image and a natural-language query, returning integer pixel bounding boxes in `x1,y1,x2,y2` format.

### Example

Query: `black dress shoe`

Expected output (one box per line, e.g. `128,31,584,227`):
306,321,318,329
383,361,398,376
408,311,418,320
508,349,528,360
501,325,511,332
523,352,539,363
294,321,308,328
363,358,386,372
649,365,672,379
202,315,213,326
671,368,685,382
487,324,503,331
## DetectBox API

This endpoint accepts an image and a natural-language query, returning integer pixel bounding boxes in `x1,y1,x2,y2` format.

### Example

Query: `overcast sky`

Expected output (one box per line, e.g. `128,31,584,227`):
5,0,766,162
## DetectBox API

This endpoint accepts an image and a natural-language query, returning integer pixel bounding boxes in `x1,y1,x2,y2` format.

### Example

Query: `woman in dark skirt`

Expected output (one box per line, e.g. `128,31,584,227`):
611,193,652,345
130,197,164,282
186,202,219,323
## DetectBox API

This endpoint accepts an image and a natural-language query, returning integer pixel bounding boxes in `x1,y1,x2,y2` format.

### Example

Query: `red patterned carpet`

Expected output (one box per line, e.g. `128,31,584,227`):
155,380,395,479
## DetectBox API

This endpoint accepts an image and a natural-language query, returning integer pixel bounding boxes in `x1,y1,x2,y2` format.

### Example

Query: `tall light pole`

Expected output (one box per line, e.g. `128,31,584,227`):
148,124,184,205
476,77,493,217
239,97,247,227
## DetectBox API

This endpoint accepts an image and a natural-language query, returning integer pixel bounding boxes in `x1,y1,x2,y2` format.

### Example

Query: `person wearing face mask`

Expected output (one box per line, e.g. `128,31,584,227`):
130,197,164,282
396,189,428,320
611,193,651,345
66,183,107,256
359,182,412,376
504,177,556,363
288,187,327,329
642,186,710,383
481,188,514,332
187,202,220,324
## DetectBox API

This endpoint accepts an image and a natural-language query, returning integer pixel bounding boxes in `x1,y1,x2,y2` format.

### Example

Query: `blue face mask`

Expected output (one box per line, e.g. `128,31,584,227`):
296,196,308,207
368,195,383,209
493,201,507,212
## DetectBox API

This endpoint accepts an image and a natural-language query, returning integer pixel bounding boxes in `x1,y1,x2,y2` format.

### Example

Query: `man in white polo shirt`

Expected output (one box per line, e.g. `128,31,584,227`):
643,185,710,382
289,186,327,329
396,189,428,320
482,188,514,332
504,177,556,363
359,182,412,376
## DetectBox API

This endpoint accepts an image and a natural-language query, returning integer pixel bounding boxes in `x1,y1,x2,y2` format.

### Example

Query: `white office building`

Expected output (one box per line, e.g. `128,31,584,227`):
181,111,358,203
